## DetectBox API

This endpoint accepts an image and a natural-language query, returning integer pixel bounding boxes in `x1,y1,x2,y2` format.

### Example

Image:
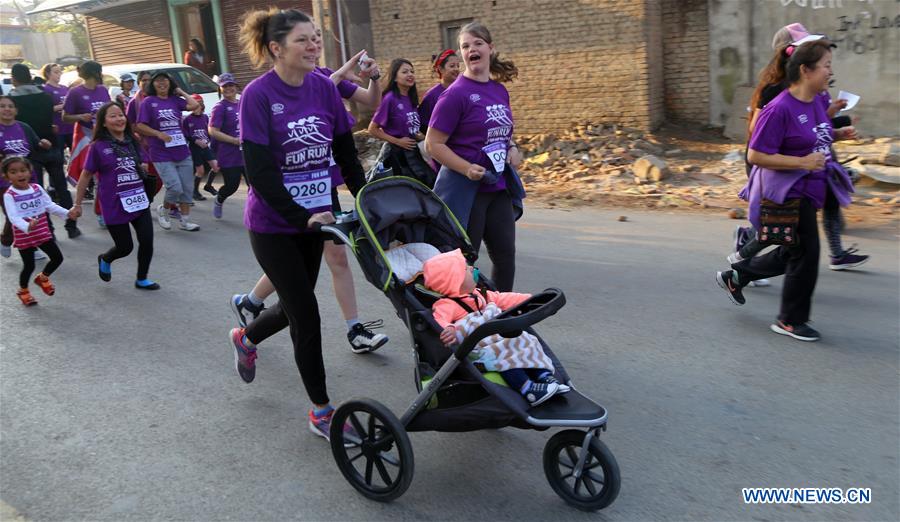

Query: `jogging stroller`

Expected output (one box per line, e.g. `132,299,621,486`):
319,176,620,511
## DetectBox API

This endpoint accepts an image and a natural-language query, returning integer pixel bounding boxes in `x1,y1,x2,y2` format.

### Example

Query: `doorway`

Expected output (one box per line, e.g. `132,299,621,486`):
176,2,220,76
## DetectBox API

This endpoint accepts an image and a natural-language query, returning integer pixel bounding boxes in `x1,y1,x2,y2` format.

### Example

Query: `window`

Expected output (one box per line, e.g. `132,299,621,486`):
166,67,218,94
440,18,473,51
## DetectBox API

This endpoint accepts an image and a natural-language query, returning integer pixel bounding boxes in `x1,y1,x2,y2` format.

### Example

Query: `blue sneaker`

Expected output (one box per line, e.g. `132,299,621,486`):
230,327,257,383
213,200,223,219
230,294,265,328
733,225,751,253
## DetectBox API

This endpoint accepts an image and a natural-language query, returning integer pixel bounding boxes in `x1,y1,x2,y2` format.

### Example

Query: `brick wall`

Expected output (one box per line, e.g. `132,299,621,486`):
368,0,666,133
661,0,710,124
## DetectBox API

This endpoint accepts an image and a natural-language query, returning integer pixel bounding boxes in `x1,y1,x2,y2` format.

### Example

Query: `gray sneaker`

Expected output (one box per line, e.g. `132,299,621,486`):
178,219,200,231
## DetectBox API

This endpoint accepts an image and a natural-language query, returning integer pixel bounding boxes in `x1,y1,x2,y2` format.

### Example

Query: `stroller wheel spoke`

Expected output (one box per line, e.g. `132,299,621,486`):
375,457,394,486
586,470,605,484
573,476,583,496
348,450,366,463
564,446,580,468
367,415,377,442
582,475,598,497
349,413,367,439
380,451,400,467
365,456,375,485
558,456,575,470
560,471,574,480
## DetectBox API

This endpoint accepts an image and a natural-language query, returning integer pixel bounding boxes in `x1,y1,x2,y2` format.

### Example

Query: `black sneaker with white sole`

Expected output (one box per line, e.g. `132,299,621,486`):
347,320,389,353
716,270,746,305
539,374,571,394
770,321,820,342
230,294,265,328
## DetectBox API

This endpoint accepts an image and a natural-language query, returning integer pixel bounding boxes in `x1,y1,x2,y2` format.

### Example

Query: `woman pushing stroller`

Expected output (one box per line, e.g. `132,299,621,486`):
423,249,569,406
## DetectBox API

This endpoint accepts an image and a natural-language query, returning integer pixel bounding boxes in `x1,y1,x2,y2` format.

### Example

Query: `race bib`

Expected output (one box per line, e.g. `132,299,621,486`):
13,191,45,219
118,187,149,213
482,141,508,173
165,130,186,148
284,169,332,212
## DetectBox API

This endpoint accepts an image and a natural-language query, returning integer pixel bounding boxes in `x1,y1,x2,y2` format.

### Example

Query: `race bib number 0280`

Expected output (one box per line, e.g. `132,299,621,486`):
283,169,332,212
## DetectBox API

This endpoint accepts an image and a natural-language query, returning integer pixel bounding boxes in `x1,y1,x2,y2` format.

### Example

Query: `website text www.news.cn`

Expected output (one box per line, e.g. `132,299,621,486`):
742,488,871,504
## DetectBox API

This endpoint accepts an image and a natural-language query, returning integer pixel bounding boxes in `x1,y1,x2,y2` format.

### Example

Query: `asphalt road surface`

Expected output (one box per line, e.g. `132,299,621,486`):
2,191,898,521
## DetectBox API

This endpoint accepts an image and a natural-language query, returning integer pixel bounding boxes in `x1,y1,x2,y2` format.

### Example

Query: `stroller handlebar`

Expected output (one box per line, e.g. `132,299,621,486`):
318,217,358,246
451,288,567,361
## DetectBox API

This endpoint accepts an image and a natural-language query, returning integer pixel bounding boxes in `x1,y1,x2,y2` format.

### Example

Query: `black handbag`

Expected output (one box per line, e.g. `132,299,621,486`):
757,169,800,246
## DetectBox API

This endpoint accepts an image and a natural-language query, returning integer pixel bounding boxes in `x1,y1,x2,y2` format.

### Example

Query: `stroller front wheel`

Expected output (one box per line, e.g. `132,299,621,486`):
330,398,414,502
543,429,620,511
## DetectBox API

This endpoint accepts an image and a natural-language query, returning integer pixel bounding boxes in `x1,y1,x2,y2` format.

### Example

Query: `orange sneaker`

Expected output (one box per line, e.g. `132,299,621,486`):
34,273,55,296
16,288,37,306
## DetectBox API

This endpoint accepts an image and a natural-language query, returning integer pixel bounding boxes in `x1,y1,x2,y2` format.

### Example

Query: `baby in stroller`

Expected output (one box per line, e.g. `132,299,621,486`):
422,249,570,406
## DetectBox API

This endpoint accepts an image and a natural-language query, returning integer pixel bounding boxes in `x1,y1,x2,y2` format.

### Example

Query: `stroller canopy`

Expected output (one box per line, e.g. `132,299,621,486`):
354,177,475,292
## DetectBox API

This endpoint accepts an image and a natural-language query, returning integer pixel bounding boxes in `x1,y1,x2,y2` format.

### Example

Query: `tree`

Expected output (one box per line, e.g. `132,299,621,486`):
11,0,90,56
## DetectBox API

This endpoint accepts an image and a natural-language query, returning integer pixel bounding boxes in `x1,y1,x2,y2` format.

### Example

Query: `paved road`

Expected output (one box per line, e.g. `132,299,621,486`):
2,191,898,521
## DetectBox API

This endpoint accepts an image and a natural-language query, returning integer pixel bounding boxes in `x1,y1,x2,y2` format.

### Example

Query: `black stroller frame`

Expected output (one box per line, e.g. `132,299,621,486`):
319,176,620,511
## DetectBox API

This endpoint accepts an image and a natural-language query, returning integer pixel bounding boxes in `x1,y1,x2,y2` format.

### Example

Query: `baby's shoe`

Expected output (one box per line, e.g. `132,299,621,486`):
524,381,559,407
539,373,571,394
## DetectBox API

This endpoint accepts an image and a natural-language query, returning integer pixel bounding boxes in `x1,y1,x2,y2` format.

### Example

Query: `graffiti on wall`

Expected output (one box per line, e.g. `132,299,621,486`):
779,0,875,8
833,9,900,54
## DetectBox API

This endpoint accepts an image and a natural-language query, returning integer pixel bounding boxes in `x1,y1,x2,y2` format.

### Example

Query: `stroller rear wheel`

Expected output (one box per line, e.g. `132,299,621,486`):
543,429,620,511
330,398,414,502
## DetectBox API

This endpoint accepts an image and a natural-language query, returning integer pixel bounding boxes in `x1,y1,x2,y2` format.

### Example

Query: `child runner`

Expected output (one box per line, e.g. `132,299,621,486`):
71,102,159,290
182,94,219,202
207,74,242,218
423,249,566,406
2,156,74,305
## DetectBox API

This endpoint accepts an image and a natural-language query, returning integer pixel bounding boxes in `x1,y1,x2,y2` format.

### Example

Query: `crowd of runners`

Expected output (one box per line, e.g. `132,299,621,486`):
0,10,873,438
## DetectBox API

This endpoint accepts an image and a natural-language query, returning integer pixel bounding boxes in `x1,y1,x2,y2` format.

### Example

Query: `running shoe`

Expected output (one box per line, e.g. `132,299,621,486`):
726,251,746,265
134,279,160,290
16,288,37,306
203,183,218,196
213,200,223,219
230,327,257,383
157,204,172,230
193,190,207,201
748,279,771,287
829,248,869,271
308,407,360,444
33,274,55,296
716,270,746,305
539,374,571,394
347,321,389,354
770,320,820,342
178,219,200,231
733,225,751,253
33,250,47,260
97,215,106,230
525,381,559,407
1,245,12,258
65,224,82,239
230,294,265,328
97,255,111,282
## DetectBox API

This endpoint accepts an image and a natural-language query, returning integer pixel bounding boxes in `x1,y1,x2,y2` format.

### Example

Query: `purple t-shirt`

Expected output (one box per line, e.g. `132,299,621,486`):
83,139,149,225
137,95,190,163
125,95,143,124
62,84,110,130
373,91,419,139
748,89,833,207
0,122,37,189
239,69,350,234
429,75,514,192
210,99,243,168
182,113,210,144
43,84,74,135
417,83,445,135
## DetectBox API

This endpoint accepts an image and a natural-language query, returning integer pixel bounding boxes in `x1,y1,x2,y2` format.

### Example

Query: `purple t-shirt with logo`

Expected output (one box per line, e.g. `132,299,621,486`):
210,99,243,168
0,122,37,189
239,69,350,234
137,95,190,163
749,89,833,207
83,139,149,225
429,75,514,192
373,91,419,139
182,113,210,143
62,84,110,130
43,84,74,135
417,83,445,134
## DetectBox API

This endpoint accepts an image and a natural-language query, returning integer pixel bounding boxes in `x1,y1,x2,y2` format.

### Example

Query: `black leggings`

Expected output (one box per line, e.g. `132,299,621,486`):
467,190,517,292
19,240,63,288
734,198,820,325
249,230,328,405
215,166,244,204
102,210,154,280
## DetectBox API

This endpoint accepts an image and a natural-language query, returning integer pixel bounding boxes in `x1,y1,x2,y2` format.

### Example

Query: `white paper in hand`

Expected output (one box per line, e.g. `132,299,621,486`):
837,90,860,112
